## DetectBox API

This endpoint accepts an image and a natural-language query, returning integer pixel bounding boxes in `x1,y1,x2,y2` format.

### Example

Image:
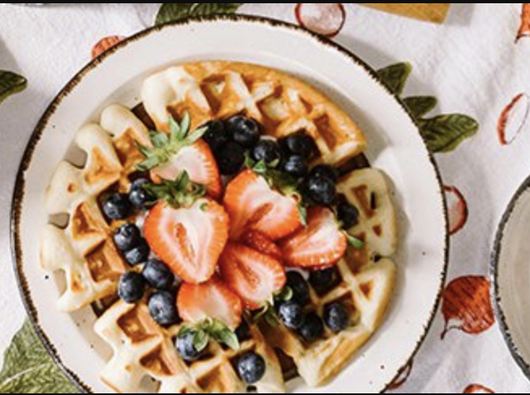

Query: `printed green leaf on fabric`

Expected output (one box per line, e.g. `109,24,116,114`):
0,71,27,105
418,115,479,153
377,62,412,96
156,3,242,25
0,321,77,394
378,62,479,153
403,96,438,119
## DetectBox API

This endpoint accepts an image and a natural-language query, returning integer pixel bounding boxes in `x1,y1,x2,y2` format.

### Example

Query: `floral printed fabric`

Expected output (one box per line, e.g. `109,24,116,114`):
1,3,530,393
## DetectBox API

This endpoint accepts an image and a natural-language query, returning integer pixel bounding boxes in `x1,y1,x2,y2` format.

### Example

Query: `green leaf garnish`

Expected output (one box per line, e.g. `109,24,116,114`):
253,304,279,327
136,113,207,172
193,329,210,352
274,287,294,304
345,233,365,249
297,204,308,227
179,319,240,352
143,171,207,209
209,320,240,351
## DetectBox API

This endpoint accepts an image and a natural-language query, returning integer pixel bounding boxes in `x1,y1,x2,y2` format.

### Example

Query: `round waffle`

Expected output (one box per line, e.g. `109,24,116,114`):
41,61,397,393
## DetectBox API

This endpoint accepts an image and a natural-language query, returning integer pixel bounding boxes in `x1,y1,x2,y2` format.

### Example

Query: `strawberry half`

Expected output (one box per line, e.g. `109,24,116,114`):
240,230,283,261
223,169,302,241
144,199,229,284
279,207,347,269
177,277,243,330
137,115,222,200
152,140,222,200
219,243,286,310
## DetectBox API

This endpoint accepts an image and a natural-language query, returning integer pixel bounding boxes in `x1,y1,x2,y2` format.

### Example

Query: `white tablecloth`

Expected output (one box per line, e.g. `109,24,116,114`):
1,3,530,393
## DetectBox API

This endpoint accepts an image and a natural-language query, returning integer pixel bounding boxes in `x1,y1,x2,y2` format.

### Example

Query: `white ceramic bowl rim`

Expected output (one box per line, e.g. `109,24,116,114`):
10,14,450,393
491,175,530,381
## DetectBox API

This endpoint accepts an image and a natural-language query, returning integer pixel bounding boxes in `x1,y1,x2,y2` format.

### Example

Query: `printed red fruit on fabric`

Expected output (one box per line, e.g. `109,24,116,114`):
444,186,469,235
91,35,126,59
295,3,346,37
386,360,414,391
497,93,529,146
441,276,495,339
517,4,530,42
464,384,495,393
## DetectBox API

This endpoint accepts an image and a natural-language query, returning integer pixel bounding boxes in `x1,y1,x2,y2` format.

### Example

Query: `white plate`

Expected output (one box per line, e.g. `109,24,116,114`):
11,16,448,393
492,176,530,382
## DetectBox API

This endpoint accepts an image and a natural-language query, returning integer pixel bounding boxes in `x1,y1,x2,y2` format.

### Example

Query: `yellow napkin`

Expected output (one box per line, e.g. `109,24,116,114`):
362,4,451,24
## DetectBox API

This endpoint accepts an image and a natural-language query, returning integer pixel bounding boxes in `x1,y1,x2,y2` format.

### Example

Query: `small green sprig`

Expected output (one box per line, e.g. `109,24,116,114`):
136,113,207,171
253,286,294,327
143,171,206,209
345,233,365,249
178,319,240,352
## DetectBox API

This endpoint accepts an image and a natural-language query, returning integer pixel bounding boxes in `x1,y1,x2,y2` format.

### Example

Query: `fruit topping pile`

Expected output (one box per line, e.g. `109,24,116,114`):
101,114,363,384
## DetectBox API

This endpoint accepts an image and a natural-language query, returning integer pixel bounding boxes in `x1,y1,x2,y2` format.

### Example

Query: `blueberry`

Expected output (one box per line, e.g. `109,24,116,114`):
216,142,246,176
281,132,317,159
324,302,350,333
278,302,305,330
142,259,175,290
227,116,261,148
252,140,282,165
286,272,310,306
237,353,267,384
282,155,309,178
176,331,202,362
298,313,325,342
148,291,180,326
102,193,132,220
131,178,150,190
118,272,146,304
114,224,142,252
309,268,337,295
124,238,150,266
236,321,252,343
337,201,360,229
203,120,230,152
129,179,153,210
310,165,339,183
304,175,337,206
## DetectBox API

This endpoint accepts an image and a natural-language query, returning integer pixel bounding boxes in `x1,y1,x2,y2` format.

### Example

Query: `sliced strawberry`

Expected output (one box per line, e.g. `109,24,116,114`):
144,199,229,284
223,169,302,241
279,207,347,269
240,230,283,261
177,277,243,330
219,243,286,310
152,140,222,200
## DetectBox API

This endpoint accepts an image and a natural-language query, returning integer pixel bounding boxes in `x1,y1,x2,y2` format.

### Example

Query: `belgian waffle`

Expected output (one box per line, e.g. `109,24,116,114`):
261,169,397,387
95,300,285,393
41,105,150,312
41,61,398,393
142,61,367,166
